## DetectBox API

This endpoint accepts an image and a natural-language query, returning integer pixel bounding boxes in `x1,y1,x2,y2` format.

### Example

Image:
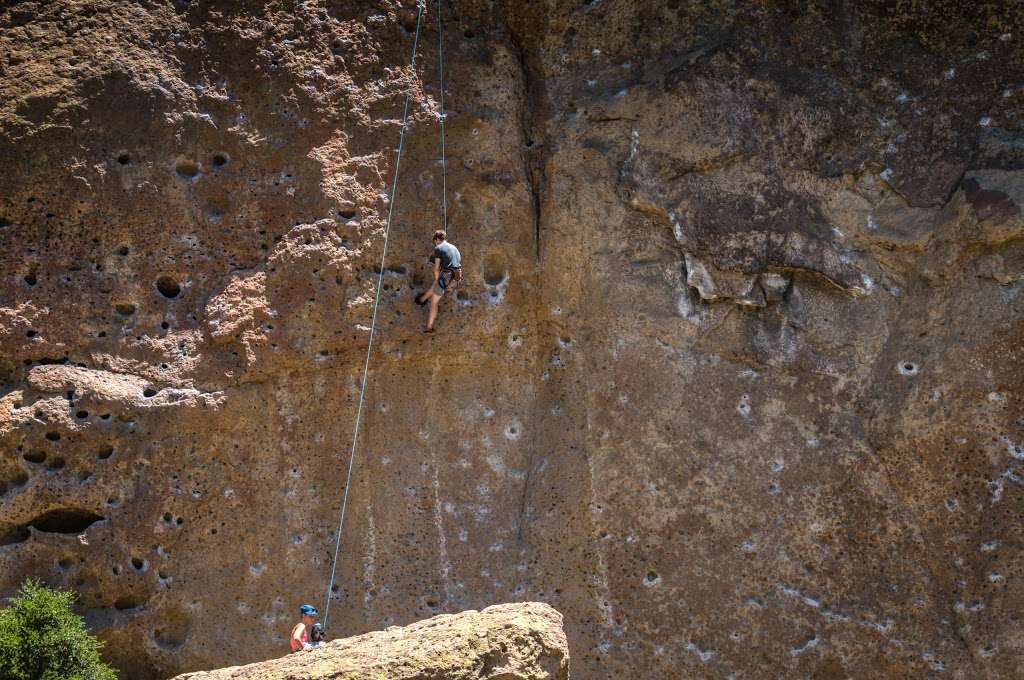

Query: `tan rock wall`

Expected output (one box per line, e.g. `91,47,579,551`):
1,1,1023,678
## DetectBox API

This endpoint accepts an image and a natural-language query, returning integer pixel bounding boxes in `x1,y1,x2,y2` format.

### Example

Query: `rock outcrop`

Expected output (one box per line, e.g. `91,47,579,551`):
2,1,1023,679
172,602,569,680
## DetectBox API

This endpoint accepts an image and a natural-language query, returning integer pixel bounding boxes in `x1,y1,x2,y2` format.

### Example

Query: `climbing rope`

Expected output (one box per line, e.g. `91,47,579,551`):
321,0,427,631
437,0,449,234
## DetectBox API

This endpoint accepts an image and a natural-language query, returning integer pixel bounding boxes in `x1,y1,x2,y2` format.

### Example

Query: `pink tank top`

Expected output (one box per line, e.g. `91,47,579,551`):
291,625,309,651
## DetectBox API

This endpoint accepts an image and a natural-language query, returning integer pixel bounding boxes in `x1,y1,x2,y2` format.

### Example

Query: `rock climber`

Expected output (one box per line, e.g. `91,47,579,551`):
290,603,319,652
415,229,462,333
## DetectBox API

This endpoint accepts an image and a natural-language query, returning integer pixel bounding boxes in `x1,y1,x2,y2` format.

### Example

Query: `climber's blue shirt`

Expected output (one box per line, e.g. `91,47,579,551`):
431,241,461,271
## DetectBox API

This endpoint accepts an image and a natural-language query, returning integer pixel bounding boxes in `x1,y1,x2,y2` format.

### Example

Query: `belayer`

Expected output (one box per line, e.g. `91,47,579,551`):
290,603,319,652
415,229,462,333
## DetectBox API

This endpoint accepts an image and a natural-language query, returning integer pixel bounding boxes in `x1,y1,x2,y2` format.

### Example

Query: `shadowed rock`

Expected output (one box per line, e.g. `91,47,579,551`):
170,602,569,680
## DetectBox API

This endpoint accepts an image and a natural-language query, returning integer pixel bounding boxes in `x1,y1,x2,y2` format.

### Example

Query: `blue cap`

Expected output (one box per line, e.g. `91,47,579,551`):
299,604,318,616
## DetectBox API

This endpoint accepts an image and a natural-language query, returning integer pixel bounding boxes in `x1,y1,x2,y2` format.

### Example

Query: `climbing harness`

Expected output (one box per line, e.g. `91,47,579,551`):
320,0,451,631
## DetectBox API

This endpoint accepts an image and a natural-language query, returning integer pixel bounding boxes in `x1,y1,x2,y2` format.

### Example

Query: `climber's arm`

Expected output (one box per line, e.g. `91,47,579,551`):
290,623,306,652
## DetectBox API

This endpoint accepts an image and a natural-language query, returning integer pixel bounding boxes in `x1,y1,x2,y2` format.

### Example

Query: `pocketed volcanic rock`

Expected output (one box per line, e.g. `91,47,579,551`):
2,1,1024,679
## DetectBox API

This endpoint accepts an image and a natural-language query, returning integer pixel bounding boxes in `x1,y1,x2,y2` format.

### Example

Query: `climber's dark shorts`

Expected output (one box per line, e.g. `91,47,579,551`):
432,269,457,297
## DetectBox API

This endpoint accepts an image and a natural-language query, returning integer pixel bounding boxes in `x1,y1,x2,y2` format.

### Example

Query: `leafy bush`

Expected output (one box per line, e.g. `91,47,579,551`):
0,579,117,680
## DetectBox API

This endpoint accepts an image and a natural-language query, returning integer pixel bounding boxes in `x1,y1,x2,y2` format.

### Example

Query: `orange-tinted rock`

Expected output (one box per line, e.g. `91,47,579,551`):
2,2,1023,679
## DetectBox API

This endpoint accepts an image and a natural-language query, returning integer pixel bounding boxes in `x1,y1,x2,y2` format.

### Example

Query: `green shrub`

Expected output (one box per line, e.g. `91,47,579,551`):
0,579,117,680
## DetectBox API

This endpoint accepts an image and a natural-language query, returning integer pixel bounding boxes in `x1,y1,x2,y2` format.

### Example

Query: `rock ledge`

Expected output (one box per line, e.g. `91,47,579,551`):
171,602,569,680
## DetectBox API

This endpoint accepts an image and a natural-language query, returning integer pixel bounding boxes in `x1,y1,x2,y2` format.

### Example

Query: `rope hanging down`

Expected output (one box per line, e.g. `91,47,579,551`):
436,0,448,234
321,0,449,631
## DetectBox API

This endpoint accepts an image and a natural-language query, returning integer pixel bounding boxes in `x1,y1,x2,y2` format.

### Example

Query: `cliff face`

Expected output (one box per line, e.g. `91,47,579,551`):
1,1,1023,678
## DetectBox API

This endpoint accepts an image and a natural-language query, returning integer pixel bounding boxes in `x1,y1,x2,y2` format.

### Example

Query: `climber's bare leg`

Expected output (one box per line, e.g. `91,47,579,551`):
425,293,441,332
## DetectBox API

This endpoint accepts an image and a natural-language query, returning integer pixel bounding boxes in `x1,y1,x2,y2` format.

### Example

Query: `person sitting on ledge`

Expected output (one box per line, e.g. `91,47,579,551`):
290,603,319,652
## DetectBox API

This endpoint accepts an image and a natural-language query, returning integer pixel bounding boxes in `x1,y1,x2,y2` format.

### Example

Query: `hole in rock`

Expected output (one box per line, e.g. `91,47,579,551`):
131,557,147,571
29,509,105,534
114,302,136,316
0,525,30,546
48,457,66,470
897,361,920,376
97,446,114,460
58,557,73,569
23,450,46,464
23,273,37,286
143,387,157,398
76,410,89,419
117,153,131,165
25,330,37,338
338,209,357,220
117,245,129,256
99,413,111,421
114,595,144,611
155,276,181,299
153,607,191,650
482,253,508,286
175,156,200,179
163,512,173,523
45,431,60,441
212,153,229,167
